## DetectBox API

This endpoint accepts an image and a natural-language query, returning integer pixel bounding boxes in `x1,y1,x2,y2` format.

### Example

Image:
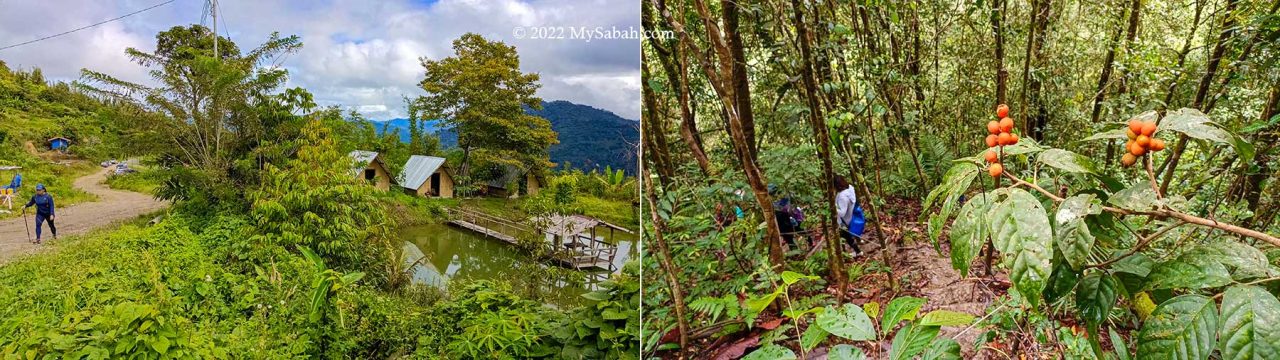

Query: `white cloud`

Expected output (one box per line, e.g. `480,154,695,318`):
0,0,640,120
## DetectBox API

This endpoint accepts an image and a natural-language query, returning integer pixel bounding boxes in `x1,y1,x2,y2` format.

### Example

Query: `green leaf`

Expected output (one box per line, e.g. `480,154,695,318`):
881,297,926,334
924,164,980,245
817,304,876,341
1111,328,1132,360
889,323,941,360
1136,294,1218,360
800,323,830,351
1056,194,1103,270
1145,255,1231,291
742,344,797,360
581,291,612,302
1218,285,1280,360
950,193,992,277
988,188,1054,306
1161,108,1254,159
1083,128,1129,142
1075,271,1120,333
999,138,1045,155
1039,149,1094,173
828,344,867,360
922,338,962,360
1108,185,1160,212
1193,240,1278,281
782,271,818,285
918,310,975,327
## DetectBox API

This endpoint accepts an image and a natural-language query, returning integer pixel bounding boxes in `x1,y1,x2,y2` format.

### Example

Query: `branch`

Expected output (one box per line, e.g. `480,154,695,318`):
1002,172,1280,247
1085,221,1186,270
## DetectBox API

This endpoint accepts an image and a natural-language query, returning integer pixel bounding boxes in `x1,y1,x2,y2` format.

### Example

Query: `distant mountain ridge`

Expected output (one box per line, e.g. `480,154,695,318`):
372,100,638,174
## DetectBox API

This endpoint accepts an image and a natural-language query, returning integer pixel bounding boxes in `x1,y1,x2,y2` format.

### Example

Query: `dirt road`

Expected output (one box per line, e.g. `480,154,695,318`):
0,167,167,264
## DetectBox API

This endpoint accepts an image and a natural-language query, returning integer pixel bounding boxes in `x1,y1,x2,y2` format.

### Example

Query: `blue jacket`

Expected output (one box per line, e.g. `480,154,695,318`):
25,193,55,216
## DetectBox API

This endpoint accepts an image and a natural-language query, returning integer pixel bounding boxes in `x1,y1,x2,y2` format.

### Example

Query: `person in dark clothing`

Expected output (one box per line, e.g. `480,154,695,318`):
24,184,56,244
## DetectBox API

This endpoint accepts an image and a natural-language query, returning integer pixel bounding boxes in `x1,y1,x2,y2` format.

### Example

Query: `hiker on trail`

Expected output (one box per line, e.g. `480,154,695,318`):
23,184,57,244
834,176,863,257
769,184,806,250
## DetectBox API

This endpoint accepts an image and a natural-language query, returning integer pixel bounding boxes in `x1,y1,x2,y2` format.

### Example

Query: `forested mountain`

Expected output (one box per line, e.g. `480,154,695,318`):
374,100,638,174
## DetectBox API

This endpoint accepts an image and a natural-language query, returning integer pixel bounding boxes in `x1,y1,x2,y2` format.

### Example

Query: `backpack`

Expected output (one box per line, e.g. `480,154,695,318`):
844,195,866,237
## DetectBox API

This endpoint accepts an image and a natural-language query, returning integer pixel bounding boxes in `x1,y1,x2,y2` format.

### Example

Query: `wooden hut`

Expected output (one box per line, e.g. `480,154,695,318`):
399,155,454,198
486,165,542,198
349,150,393,191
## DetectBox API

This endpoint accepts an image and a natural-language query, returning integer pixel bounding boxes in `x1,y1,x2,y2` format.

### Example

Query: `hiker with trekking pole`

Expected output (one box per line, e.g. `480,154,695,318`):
22,184,57,244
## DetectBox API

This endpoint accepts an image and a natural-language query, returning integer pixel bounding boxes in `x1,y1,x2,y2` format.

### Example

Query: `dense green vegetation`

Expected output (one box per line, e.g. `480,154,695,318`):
0,24,638,358
641,0,1280,358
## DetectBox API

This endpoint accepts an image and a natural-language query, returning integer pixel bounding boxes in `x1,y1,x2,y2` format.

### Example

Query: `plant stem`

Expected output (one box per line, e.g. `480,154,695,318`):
1002,172,1280,247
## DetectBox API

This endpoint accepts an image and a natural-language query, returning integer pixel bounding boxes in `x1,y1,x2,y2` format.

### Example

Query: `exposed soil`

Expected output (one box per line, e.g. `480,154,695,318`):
0,166,168,264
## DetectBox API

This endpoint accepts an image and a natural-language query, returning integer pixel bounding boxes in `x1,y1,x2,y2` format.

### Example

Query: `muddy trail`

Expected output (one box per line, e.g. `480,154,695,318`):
0,166,167,264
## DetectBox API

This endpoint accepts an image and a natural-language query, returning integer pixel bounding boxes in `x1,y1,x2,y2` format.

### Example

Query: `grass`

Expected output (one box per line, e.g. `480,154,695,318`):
103,165,161,194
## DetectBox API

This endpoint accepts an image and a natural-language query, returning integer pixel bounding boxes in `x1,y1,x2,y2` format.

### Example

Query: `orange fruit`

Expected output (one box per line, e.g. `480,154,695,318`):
1128,141,1146,156
1126,128,1138,140
988,163,1004,177
1136,135,1151,147
1153,139,1167,151
1128,119,1144,134
1121,153,1137,167
998,132,1013,146
1009,133,1019,145
986,134,998,147
997,104,1009,118
1140,121,1157,136
984,150,999,163
987,121,1001,135
999,117,1015,132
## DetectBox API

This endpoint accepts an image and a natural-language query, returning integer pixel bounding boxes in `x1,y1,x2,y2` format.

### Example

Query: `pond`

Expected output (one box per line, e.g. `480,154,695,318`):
400,223,636,307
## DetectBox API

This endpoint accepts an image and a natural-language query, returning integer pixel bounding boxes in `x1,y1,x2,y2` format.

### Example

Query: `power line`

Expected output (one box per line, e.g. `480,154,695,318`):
0,0,180,52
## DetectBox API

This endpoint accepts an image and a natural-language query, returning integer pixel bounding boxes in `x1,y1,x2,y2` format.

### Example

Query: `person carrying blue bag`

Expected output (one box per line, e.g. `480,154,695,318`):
23,184,57,244
834,176,865,257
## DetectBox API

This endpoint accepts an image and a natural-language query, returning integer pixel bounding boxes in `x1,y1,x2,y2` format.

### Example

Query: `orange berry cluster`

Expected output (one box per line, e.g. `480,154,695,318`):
1121,119,1166,167
984,104,1018,177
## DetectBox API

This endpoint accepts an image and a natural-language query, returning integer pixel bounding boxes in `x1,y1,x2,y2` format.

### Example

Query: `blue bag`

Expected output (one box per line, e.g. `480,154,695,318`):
847,202,866,237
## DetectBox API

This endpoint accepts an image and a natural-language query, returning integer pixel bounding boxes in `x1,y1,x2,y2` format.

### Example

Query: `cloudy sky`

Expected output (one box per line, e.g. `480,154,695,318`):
0,0,641,120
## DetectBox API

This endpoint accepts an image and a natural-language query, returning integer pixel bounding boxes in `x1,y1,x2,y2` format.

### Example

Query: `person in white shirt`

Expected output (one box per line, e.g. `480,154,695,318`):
834,176,862,257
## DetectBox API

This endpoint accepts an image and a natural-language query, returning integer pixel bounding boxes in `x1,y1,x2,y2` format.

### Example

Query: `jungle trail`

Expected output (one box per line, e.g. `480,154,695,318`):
641,0,1280,358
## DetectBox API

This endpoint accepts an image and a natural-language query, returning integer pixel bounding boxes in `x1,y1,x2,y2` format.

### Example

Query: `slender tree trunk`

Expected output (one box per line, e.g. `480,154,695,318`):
991,0,1008,105
1159,0,1238,194
642,168,689,356
645,1,713,176
791,0,846,295
642,55,676,185
1115,0,1143,97
1091,3,1127,125
1242,86,1280,218
1205,0,1280,113
1025,0,1052,141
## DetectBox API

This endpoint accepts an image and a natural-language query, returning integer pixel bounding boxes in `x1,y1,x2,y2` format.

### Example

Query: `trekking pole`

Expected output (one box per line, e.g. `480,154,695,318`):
22,207,32,244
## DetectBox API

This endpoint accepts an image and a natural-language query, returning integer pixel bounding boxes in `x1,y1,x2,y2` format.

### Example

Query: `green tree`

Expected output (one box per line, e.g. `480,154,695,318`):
412,33,557,194
79,24,303,204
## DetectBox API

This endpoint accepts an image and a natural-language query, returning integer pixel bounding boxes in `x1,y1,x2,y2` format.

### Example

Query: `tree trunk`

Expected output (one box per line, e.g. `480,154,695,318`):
1159,0,1238,194
642,167,690,356
1115,0,1143,97
990,0,1008,105
641,54,676,185
645,1,713,177
791,0,846,295
1024,0,1052,141
1242,86,1280,217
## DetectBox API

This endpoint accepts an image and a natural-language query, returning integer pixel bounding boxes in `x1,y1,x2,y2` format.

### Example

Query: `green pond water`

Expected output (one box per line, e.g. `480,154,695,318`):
400,223,636,307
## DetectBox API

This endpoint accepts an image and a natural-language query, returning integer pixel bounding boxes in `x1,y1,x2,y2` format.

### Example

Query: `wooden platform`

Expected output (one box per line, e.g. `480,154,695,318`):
447,219,519,245
447,207,620,272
